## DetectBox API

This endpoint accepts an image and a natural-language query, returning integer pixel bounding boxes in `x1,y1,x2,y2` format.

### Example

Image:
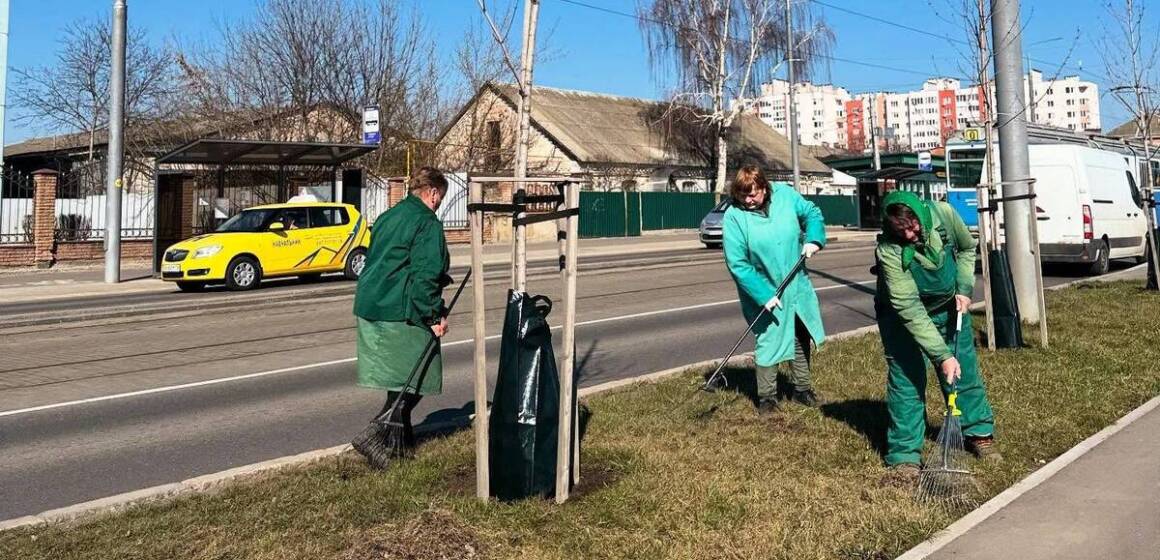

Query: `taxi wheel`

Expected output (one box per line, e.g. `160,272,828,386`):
344,248,367,280
176,281,205,292
226,256,262,291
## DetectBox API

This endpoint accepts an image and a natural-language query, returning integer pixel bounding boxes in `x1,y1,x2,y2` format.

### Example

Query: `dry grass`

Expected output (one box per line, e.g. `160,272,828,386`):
3,281,1159,560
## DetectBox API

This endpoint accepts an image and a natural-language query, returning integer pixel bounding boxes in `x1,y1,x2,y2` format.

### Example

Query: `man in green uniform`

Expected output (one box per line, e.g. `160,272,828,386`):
875,191,1000,479
353,166,451,455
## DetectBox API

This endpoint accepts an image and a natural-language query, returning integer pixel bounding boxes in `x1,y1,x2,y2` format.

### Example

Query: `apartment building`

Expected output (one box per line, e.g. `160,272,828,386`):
742,70,1100,153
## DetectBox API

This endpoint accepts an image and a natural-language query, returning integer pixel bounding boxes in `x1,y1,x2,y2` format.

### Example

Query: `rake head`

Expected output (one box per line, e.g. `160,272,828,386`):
351,419,412,470
917,411,975,505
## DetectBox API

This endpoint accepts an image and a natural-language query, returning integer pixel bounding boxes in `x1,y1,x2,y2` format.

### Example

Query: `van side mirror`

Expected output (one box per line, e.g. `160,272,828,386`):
268,222,285,231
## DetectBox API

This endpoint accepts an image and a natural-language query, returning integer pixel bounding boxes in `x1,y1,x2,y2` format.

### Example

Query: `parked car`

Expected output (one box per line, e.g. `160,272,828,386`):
699,198,730,248
985,144,1150,275
160,202,370,291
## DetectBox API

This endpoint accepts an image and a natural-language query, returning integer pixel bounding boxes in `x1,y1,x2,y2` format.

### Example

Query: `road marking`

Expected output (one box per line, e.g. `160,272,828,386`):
0,279,875,418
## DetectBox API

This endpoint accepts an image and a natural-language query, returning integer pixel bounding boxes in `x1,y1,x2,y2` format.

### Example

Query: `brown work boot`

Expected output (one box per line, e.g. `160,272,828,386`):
881,463,920,487
966,436,1003,463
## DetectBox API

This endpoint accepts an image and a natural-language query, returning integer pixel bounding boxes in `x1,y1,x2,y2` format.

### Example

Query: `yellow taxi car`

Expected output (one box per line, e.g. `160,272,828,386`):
160,202,370,291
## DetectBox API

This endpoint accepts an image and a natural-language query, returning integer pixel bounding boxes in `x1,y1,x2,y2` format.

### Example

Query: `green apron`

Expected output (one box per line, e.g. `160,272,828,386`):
878,229,995,466
356,318,443,396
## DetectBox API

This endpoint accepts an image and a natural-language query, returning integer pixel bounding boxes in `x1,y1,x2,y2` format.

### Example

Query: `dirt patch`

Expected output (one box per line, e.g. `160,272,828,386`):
344,509,486,560
441,453,626,500
443,463,476,497
571,457,624,498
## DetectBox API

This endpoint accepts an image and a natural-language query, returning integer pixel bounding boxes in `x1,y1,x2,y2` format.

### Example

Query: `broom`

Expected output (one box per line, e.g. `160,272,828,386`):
352,269,471,470
917,309,973,504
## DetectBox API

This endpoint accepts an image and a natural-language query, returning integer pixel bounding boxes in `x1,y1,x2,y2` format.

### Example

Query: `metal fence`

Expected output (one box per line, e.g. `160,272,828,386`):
57,165,154,240
0,168,34,243
436,172,469,229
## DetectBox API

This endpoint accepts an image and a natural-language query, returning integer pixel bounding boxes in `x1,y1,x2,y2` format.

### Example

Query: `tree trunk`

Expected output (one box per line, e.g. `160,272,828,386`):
715,129,728,194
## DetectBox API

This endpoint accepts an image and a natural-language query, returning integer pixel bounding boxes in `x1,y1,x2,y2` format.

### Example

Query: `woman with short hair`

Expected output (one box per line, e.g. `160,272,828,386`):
721,165,827,413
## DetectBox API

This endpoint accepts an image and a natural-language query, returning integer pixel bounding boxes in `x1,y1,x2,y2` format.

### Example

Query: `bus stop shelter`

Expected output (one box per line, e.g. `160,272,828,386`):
151,139,376,272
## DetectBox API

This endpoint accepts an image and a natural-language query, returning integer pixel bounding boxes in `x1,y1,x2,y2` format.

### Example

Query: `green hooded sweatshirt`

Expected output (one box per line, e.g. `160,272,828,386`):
875,191,977,363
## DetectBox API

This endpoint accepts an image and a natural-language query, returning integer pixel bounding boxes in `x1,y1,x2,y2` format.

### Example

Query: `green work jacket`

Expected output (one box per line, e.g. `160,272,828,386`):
353,195,450,326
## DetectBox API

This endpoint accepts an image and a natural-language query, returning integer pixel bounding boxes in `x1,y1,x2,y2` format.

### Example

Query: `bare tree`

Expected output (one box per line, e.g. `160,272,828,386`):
1098,0,1160,286
11,18,176,162
637,0,832,192
177,0,450,175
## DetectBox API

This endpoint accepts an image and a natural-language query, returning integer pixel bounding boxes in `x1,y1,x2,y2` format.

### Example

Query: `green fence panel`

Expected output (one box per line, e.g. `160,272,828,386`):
627,192,642,237
640,192,718,231
804,195,859,227
579,192,629,238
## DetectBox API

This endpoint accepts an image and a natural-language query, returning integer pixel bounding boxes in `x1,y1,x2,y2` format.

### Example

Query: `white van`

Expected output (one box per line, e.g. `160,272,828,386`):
987,144,1150,274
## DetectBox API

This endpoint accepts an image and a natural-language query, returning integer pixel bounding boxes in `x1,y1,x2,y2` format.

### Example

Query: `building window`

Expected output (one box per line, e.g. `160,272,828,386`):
485,120,502,171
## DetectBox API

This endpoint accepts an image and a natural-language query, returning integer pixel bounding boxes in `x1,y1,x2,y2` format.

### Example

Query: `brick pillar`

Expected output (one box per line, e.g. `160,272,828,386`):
179,177,196,239
32,169,59,268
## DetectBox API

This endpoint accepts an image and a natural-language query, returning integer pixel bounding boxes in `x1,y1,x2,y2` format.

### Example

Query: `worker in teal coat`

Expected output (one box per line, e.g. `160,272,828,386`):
722,166,827,413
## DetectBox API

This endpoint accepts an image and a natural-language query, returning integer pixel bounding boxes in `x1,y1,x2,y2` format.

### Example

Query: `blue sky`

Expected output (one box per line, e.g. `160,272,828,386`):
2,0,1142,143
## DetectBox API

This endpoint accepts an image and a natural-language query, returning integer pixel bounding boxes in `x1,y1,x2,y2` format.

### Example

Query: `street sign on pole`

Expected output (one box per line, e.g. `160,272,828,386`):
362,106,380,145
963,127,986,142
918,151,933,172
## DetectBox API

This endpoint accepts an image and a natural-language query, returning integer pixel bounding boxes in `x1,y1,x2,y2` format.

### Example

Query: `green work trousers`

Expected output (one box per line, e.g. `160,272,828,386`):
881,307,994,466
756,319,813,399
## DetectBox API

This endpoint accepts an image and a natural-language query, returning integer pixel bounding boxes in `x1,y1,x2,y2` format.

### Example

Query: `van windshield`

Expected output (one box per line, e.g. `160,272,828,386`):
217,209,277,233
711,198,730,212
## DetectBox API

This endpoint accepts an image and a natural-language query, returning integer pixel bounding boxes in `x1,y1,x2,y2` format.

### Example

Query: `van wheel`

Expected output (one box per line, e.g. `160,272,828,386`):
344,248,367,280
226,256,262,291
1089,240,1110,276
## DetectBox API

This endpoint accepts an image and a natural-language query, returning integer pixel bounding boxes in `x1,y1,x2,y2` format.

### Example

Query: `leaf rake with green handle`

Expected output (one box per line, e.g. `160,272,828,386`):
917,309,974,505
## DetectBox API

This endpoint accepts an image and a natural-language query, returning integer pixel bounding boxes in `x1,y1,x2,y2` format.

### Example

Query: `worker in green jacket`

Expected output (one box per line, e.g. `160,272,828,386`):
722,166,827,413
875,191,1000,480
353,166,451,455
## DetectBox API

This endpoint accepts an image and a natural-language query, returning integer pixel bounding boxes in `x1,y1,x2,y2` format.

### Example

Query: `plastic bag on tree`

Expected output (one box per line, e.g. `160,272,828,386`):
988,248,1025,348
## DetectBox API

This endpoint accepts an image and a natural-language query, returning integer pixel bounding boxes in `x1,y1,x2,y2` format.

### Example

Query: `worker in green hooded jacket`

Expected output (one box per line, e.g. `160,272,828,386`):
875,191,999,479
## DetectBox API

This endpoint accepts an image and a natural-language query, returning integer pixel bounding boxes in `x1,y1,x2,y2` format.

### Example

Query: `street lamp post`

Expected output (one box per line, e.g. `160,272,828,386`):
104,0,127,283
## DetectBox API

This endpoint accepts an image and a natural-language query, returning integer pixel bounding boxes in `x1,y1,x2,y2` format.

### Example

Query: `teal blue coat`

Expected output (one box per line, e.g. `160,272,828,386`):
723,182,827,367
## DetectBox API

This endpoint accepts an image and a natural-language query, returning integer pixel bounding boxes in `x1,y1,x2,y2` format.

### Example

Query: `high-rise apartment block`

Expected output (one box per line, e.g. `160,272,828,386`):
741,70,1100,153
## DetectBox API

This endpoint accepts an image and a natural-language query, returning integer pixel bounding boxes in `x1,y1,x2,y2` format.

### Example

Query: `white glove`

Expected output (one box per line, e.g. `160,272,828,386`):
763,296,783,311
801,242,821,259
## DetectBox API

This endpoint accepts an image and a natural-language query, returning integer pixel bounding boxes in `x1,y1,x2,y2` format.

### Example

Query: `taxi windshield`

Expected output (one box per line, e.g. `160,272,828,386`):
216,209,277,232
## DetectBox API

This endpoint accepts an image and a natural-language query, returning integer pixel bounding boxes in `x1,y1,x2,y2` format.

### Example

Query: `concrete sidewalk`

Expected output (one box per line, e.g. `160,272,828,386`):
0,228,875,305
902,396,1160,560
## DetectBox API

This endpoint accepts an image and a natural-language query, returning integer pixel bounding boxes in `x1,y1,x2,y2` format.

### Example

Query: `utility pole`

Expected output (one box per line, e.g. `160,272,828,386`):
869,97,882,170
906,96,914,152
1025,55,1036,123
512,0,539,291
786,0,801,192
104,0,127,284
0,0,9,206
990,0,1042,323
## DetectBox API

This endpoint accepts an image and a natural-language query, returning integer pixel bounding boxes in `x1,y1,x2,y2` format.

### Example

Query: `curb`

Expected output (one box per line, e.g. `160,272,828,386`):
895,393,1160,560
0,324,884,532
